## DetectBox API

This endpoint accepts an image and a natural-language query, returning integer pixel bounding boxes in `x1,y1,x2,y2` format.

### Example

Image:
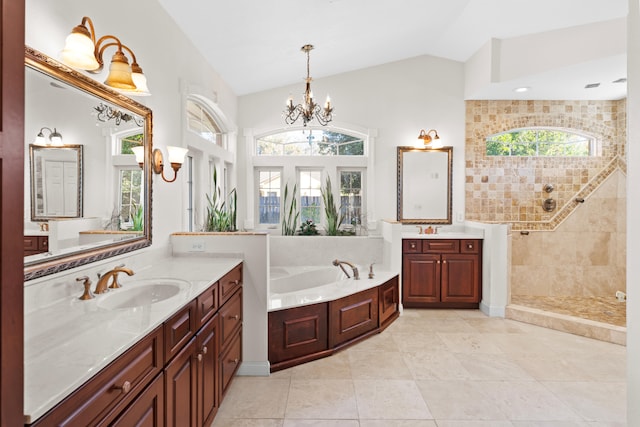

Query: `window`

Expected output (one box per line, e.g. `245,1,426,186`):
258,170,281,225
119,169,143,230
339,170,362,226
257,129,363,156
120,133,143,154
299,170,322,224
187,99,222,146
486,128,598,156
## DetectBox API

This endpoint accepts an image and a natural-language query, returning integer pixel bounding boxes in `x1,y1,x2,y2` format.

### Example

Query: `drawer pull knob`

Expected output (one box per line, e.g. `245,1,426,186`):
230,314,240,320
233,280,240,285
202,346,208,354
437,260,440,264
467,244,473,249
410,243,416,249
197,353,203,362
114,381,131,394
229,358,239,364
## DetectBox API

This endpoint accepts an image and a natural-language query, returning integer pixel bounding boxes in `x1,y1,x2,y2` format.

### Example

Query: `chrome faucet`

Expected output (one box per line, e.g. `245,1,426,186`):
332,259,360,280
95,264,134,294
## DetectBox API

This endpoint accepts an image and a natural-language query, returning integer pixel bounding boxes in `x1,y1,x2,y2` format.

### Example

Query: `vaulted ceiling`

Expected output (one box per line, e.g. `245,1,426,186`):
157,0,628,100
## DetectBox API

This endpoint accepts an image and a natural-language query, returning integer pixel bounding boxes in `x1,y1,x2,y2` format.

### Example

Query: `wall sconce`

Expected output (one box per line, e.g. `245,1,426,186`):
131,146,188,183
35,127,63,146
417,129,442,148
60,16,151,96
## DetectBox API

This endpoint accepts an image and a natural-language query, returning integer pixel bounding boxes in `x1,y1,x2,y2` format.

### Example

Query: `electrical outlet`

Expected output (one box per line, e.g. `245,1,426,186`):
190,241,205,252
457,212,464,223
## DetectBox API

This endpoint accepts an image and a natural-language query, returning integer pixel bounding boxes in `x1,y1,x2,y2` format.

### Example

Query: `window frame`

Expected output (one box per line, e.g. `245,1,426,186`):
485,127,600,157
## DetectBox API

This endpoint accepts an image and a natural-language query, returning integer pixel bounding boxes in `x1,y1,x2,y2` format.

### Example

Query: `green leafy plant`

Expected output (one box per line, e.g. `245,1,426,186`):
297,219,319,235
204,168,238,232
132,202,144,231
281,182,300,236
321,176,344,236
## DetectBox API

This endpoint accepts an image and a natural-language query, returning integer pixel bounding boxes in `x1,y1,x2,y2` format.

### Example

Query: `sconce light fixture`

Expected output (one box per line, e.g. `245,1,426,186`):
131,145,188,183
35,127,63,146
284,44,333,127
417,129,442,148
60,16,151,96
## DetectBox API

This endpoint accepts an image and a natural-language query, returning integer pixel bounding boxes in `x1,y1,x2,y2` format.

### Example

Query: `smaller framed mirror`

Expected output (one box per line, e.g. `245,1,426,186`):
397,146,453,224
30,144,83,220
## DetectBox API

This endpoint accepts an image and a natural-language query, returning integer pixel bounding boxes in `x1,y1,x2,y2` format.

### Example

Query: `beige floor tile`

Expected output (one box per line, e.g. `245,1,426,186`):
289,352,352,380
465,317,527,333
510,422,591,426
512,355,595,381
391,331,449,353
416,379,509,420
403,351,473,380
454,353,535,380
359,420,438,427
348,350,413,380
435,422,515,427
285,379,358,419
354,379,433,420
345,330,400,353
479,380,582,421
542,381,627,423
282,420,359,427
211,419,284,427
217,377,290,419
436,332,505,354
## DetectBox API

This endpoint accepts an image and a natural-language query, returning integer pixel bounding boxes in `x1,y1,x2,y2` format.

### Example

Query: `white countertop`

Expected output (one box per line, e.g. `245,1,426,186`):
268,269,398,312
24,256,242,424
401,231,484,240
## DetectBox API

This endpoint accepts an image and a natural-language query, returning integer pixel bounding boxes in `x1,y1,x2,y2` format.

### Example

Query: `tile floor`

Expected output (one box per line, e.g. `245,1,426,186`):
212,309,627,427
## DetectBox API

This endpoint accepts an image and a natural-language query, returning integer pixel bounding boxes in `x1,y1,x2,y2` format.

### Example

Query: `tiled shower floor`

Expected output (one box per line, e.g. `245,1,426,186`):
508,295,626,345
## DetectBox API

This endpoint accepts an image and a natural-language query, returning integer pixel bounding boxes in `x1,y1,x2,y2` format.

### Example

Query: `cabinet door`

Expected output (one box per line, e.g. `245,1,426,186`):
379,276,399,327
328,287,378,348
402,253,440,305
196,314,219,427
220,328,242,399
165,337,197,427
111,373,164,427
441,254,480,303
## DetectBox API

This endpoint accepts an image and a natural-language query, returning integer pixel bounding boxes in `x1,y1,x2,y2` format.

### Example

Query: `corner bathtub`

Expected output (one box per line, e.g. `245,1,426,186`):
268,265,397,311
268,265,400,371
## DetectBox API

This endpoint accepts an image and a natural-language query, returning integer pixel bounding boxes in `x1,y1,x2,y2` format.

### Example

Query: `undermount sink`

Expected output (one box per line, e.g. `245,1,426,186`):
97,278,191,310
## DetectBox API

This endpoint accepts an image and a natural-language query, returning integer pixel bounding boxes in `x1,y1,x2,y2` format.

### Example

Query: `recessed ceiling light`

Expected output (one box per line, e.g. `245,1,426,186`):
613,78,627,83
585,83,600,89
513,87,530,93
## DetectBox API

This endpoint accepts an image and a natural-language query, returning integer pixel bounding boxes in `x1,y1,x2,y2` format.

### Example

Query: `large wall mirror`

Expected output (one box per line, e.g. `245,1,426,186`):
397,146,453,224
24,46,153,281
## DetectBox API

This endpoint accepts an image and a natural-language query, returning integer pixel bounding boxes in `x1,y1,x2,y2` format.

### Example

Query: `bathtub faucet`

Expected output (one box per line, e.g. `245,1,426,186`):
332,259,360,280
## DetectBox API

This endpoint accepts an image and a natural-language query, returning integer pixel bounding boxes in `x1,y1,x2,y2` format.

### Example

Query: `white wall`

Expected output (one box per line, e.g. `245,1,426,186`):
627,0,639,423
25,0,239,247
237,55,466,229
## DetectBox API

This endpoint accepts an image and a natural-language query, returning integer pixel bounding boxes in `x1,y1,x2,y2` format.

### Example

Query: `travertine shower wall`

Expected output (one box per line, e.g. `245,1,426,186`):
465,99,626,297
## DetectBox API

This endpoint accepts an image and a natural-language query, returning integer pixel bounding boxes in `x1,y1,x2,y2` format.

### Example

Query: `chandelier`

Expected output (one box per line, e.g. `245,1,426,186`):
284,44,333,127
94,103,144,126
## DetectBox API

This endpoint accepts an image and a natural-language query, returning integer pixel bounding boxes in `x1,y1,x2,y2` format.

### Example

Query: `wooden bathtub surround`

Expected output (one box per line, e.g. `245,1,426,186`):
402,238,482,308
27,263,243,427
268,275,399,372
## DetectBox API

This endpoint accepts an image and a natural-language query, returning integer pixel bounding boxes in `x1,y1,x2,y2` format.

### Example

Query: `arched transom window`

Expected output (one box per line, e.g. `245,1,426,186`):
486,128,600,157
256,129,364,156
186,99,222,146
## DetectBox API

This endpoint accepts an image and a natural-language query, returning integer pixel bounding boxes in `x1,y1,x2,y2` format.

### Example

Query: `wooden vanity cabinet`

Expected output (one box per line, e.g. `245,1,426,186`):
24,235,48,256
402,239,481,308
28,326,164,427
26,263,243,427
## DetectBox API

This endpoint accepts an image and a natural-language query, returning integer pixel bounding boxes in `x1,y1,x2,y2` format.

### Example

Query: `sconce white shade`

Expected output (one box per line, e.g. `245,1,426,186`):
131,146,145,164
60,31,100,70
50,129,63,146
131,71,151,96
167,146,188,165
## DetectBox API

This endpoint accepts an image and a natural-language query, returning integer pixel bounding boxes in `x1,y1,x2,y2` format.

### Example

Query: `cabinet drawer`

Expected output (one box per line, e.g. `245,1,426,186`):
402,239,421,253
31,326,164,427
219,264,242,305
422,239,459,253
460,239,480,254
110,372,164,427
219,288,242,349
24,236,39,251
197,281,219,328
164,300,197,363
39,236,48,250
219,328,242,398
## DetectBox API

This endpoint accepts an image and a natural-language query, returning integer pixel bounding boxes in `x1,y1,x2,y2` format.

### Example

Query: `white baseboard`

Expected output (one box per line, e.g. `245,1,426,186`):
237,361,270,376
480,301,505,318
